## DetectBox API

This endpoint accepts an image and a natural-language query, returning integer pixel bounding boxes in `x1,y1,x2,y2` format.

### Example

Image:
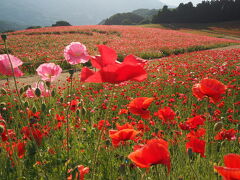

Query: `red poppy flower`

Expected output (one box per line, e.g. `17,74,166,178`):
192,78,227,103
16,141,26,159
186,128,206,140
80,45,147,84
21,126,44,146
214,154,240,180
186,138,206,157
94,120,111,130
109,128,139,147
179,115,205,130
68,165,90,180
70,99,79,111
214,128,237,141
128,97,154,119
155,107,176,124
128,139,171,172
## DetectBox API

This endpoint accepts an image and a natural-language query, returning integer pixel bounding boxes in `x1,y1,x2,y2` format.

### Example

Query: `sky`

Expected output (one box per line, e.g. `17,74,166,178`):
160,0,203,6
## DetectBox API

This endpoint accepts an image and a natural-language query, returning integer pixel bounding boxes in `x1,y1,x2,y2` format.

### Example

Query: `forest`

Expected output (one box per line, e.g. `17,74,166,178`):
152,0,240,23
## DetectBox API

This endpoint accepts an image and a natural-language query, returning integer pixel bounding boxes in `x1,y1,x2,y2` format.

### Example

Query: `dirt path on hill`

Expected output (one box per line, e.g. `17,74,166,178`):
0,71,79,89
0,36,240,88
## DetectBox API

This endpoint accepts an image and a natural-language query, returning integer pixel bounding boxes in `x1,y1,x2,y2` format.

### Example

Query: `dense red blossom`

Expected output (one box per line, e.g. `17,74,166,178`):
128,97,154,119
155,106,176,124
68,165,90,180
214,154,240,180
109,123,139,147
186,138,206,157
186,128,206,140
21,126,44,146
214,128,237,141
179,115,205,130
192,78,227,103
128,138,171,171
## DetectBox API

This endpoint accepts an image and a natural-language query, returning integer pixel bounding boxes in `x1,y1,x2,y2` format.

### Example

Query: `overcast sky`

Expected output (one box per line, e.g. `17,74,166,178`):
160,0,203,6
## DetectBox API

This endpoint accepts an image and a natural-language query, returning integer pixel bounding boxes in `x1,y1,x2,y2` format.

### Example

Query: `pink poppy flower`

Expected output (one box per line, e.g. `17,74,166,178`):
36,63,62,82
0,54,24,77
64,42,90,65
26,82,51,98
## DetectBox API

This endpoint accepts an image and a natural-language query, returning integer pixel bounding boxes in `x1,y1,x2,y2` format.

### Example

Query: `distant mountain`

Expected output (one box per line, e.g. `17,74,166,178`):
100,9,159,25
104,13,145,25
0,20,27,33
0,0,166,30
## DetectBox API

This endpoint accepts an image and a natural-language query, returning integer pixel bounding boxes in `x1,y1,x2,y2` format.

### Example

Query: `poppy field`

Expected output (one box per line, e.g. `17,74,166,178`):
0,26,240,180
0,25,239,75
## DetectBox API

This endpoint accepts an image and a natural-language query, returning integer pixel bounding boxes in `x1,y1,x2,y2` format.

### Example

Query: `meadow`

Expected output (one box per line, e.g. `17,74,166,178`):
0,25,239,180
0,25,239,75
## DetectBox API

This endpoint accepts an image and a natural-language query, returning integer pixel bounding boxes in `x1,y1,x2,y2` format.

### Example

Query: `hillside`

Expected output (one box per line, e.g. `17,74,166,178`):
101,9,159,25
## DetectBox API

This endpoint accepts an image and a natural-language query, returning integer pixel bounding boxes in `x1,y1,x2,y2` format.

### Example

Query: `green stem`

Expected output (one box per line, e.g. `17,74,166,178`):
4,40,24,109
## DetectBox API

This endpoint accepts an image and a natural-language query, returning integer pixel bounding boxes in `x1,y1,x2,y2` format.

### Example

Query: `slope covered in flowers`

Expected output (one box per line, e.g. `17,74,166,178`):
1,25,239,65
0,43,239,179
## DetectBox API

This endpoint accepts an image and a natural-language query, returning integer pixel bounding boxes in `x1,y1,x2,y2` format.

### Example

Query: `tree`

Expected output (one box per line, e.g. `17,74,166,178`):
52,21,71,27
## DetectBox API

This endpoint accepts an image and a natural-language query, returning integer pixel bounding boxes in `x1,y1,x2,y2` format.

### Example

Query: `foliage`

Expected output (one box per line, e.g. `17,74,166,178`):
26,26,42,30
152,0,240,23
104,13,144,25
52,21,72,27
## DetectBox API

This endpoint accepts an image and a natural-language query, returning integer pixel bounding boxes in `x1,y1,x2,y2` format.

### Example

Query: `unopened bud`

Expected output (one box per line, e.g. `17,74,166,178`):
41,103,46,112
46,81,51,88
1,34,7,42
35,88,41,97
214,122,223,131
187,148,194,160
32,106,37,113
51,89,56,97
1,88,7,95
0,124,5,134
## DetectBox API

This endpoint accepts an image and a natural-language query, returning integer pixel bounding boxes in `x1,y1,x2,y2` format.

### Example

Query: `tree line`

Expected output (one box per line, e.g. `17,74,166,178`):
152,0,240,23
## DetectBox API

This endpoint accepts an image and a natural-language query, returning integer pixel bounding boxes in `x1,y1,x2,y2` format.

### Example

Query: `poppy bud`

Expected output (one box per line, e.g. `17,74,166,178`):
60,97,64,103
0,88,7,95
69,69,75,76
24,101,29,108
24,85,31,91
216,142,221,152
41,103,46,112
20,87,24,95
46,81,51,88
32,106,37,113
214,122,223,132
51,89,56,97
0,124,5,134
35,88,41,97
81,107,87,116
187,148,194,160
1,34,7,42
0,102,6,107
76,109,80,116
